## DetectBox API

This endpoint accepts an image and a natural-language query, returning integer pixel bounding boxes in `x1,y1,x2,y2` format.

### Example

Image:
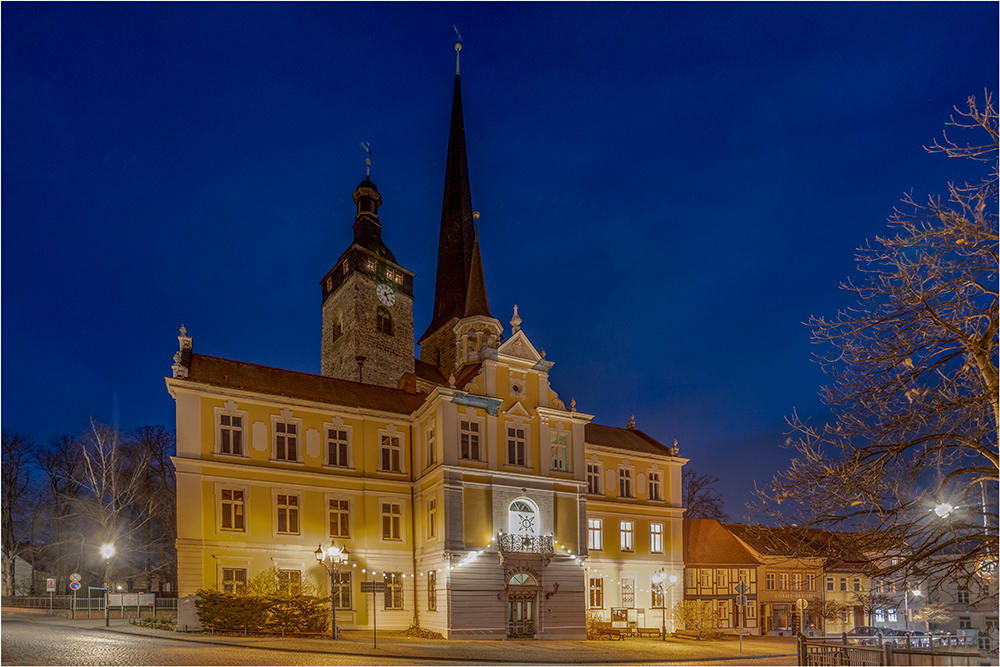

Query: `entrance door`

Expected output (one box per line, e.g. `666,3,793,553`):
508,594,536,637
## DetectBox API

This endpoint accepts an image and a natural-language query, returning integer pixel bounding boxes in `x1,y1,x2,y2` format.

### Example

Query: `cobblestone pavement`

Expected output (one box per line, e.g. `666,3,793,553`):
1,609,798,665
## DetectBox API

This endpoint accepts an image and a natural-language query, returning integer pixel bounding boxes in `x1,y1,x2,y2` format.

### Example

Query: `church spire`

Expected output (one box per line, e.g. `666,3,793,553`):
463,212,491,318
420,39,476,343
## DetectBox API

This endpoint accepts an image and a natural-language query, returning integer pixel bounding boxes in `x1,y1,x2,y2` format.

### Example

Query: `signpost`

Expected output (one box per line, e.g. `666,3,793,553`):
735,581,750,653
69,576,81,620
46,578,56,611
360,581,386,648
796,598,809,636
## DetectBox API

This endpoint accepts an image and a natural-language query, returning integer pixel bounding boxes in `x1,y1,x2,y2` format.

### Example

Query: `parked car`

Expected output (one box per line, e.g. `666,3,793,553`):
846,626,893,645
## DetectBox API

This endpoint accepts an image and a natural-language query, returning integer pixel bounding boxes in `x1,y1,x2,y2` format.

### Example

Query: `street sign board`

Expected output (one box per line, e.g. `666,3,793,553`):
795,598,808,610
69,581,81,591
735,581,749,595
360,581,386,593
46,578,56,592
735,594,747,606
69,573,82,583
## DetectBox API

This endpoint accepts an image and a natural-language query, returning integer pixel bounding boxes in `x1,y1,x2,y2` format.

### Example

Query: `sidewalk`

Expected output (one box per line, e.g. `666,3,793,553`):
2,608,797,664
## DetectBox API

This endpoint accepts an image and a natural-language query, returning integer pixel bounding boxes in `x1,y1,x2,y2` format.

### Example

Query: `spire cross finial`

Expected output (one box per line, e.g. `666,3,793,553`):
453,25,463,75
360,142,372,177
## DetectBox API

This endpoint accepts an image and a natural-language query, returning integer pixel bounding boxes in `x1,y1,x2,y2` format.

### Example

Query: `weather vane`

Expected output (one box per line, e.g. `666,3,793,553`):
359,142,372,177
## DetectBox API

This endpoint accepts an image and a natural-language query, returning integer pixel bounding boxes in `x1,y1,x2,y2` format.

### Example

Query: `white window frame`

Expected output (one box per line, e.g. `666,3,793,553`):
322,418,353,469
326,495,351,540
334,570,352,610
588,518,603,551
589,577,604,608
214,402,249,458
586,460,603,495
277,569,302,596
647,470,663,501
505,422,528,467
427,570,437,611
380,498,405,543
618,465,635,498
426,497,437,539
459,416,485,462
216,483,249,534
272,488,302,537
378,426,405,474
221,566,248,594
650,522,664,554
550,430,569,472
620,520,635,552
271,411,303,463
425,423,436,467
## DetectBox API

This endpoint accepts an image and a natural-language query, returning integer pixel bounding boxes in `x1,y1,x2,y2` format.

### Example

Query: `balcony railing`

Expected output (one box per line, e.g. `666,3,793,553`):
498,532,554,554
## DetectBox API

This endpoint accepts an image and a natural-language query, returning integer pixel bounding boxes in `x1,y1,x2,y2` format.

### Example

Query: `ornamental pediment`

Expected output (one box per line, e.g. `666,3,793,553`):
498,331,541,363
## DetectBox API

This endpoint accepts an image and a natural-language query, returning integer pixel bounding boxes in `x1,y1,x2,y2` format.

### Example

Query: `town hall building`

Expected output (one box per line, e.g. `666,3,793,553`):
166,44,686,640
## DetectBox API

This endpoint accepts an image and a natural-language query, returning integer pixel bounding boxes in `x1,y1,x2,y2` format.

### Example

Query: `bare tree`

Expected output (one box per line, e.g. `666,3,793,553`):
2,431,35,594
126,425,176,592
683,468,730,520
912,601,952,627
34,435,86,589
851,591,898,626
757,93,998,591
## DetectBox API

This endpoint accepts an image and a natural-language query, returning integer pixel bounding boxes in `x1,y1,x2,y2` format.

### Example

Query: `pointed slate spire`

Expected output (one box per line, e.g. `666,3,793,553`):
464,213,491,318
420,43,476,342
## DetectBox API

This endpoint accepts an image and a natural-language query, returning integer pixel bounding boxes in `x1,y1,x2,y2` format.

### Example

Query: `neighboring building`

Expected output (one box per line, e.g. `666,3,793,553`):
822,558,871,634
682,519,761,635
725,524,825,636
167,46,685,640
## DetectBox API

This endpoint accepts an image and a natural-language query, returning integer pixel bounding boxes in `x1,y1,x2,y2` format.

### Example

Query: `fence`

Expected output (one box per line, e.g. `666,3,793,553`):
2,595,178,618
798,632,980,666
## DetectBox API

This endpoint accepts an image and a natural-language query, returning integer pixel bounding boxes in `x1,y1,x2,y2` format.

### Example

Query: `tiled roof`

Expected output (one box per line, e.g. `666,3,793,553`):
723,523,862,561
584,423,675,457
414,359,447,385
684,519,761,565
184,354,427,415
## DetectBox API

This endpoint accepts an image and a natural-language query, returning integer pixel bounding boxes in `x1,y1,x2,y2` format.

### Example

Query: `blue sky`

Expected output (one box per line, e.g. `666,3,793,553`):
3,2,997,518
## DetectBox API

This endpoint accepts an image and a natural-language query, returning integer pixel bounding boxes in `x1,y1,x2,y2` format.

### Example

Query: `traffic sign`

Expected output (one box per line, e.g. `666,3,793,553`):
70,573,82,583
46,578,57,592
69,581,81,591
360,581,386,593
735,594,747,606
735,581,749,595
795,598,808,610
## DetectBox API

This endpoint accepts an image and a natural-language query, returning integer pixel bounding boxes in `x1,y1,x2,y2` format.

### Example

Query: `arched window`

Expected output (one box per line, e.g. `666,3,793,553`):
376,306,393,335
509,573,536,586
508,499,539,536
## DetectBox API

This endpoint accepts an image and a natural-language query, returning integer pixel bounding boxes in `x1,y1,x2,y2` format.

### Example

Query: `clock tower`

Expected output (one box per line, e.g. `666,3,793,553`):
320,174,415,388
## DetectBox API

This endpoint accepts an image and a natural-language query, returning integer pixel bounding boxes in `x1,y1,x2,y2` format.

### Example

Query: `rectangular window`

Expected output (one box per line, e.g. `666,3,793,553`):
959,616,972,629
806,574,816,591
589,577,604,608
329,499,350,538
621,578,635,607
717,569,728,588
650,523,664,554
886,609,897,622
853,577,861,592
460,420,480,460
384,572,403,609
274,421,298,461
427,571,437,611
380,434,402,472
619,468,634,498
221,489,245,531
648,471,662,501
652,583,665,608
427,498,437,539
277,570,301,596
701,569,713,588
219,413,244,455
841,610,850,623
426,426,436,466
779,573,788,590
586,463,602,494
840,577,847,592
826,576,834,592
550,433,567,471
685,570,696,588
792,574,802,591
327,428,349,467
382,502,402,541
507,426,526,466
957,588,970,604
334,571,352,610
588,518,603,550
276,494,299,534
620,520,634,552
222,567,246,594
766,573,775,590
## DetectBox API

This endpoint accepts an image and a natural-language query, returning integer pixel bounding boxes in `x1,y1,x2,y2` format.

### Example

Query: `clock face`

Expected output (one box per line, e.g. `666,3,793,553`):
376,283,396,307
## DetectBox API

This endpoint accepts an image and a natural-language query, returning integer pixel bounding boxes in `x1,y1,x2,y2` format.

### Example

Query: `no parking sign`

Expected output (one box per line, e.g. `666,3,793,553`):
69,581,81,591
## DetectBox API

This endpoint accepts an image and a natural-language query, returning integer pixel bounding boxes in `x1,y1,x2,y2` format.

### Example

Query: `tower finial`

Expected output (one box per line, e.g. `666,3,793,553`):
453,25,462,75
360,142,372,177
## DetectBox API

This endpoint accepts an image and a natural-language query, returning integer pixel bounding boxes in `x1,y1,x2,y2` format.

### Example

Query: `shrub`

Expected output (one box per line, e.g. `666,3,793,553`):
195,569,329,635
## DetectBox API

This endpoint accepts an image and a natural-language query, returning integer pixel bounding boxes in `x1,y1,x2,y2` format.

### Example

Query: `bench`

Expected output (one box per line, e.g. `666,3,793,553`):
594,624,626,640
635,627,662,638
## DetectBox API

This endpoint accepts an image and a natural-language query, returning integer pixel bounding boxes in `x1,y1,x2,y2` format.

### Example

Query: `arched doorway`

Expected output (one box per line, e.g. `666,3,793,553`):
507,572,538,637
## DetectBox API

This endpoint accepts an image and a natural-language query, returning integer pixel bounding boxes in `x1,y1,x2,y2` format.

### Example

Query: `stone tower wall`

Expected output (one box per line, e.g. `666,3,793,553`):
419,319,460,379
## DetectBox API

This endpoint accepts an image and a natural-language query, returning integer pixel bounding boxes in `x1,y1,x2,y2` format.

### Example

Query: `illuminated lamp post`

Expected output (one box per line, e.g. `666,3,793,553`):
100,543,115,627
315,541,350,639
651,570,679,641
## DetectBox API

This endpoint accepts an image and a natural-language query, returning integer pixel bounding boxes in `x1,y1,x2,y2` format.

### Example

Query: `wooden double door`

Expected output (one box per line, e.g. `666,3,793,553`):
507,591,537,637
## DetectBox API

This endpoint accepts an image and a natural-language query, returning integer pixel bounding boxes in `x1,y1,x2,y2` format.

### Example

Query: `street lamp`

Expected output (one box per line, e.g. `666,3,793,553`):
315,541,350,639
903,587,920,632
100,543,115,627
651,570,679,641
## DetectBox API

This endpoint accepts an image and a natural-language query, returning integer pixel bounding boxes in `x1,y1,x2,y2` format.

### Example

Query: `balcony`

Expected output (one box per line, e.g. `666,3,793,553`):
498,532,554,554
